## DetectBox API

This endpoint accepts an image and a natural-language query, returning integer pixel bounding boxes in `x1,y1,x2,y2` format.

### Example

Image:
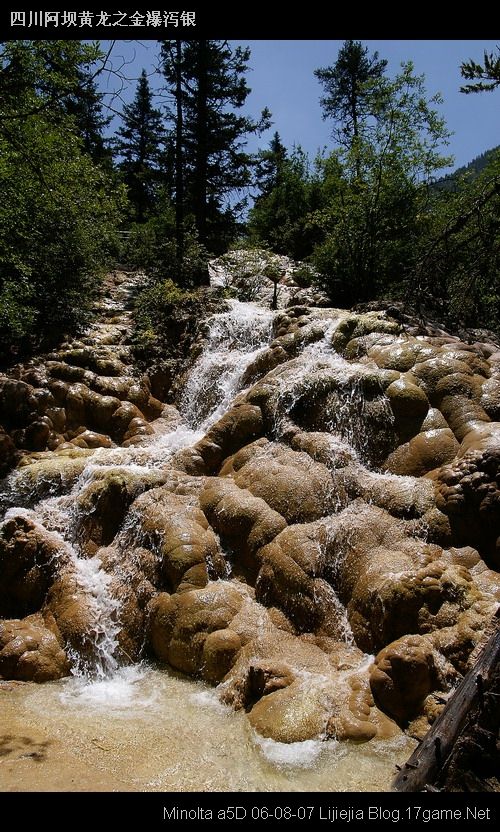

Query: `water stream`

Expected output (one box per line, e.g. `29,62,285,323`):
0,295,417,791
0,665,413,791
1,300,275,677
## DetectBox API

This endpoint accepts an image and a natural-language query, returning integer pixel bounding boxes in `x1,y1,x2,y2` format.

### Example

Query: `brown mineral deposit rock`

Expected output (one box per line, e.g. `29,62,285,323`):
0,613,70,682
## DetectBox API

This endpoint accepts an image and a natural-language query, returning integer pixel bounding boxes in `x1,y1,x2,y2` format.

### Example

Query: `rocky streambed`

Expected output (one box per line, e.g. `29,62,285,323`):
1,267,499,791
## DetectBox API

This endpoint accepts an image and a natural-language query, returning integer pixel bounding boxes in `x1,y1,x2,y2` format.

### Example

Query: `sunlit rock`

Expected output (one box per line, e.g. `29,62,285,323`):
75,467,165,556
148,582,244,675
0,612,70,682
131,486,227,592
384,428,459,476
200,477,286,579
1,267,499,751
0,515,69,617
430,445,500,567
369,634,447,725
0,448,93,508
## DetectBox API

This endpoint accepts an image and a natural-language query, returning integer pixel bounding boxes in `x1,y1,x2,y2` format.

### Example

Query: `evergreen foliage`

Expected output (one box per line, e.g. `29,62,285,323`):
433,146,500,192
461,48,500,94
315,40,387,153
411,149,500,331
0,40,125,362
114,69,166,222
248,142,324,260
161,39,271,262
65,63,112,165
312,59,452,303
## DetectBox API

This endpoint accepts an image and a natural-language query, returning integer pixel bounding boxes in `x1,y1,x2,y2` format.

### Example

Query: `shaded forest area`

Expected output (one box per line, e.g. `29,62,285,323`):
1,39,499,366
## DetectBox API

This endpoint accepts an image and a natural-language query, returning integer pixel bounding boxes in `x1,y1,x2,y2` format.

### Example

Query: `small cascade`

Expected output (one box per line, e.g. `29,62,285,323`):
317,581,355,645
268,320,393,466
3,506,120,679
67,555,121,679
180,299,274,429
0,297,276,680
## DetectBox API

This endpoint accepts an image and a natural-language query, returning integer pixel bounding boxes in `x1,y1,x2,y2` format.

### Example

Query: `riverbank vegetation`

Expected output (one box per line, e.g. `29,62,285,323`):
1,39,499,365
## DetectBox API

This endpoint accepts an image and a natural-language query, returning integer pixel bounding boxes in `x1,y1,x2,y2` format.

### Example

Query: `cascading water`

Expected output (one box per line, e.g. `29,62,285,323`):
66,556,121,679
266,318,394,465
0,281,424,791
179,299,274,430
0,300,398,682
0,298,275,680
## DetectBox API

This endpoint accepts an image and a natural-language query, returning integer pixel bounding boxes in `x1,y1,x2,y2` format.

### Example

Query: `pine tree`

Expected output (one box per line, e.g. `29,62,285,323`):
161,39,270,261
114,69,165,222
249,145,323,260
315,40,387,161
255,131,288,197
65,64,112,164
461,47,500,94
160,41,186,260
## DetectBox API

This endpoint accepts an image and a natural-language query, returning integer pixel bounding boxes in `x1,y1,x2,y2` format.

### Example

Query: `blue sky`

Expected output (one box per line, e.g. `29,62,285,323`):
103,40,500,172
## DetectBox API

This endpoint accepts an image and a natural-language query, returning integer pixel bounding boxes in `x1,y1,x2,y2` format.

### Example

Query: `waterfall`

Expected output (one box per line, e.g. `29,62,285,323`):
0,299,275,680
266,320,393,466
66,555,121,679
0,297,397,681
4,270,471,787
180,299,274,430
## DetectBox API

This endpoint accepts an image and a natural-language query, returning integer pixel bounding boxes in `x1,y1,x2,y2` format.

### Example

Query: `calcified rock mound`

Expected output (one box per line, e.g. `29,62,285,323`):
0,612,70,682
0,272,165,470
0,280,499,748
163,304,499,741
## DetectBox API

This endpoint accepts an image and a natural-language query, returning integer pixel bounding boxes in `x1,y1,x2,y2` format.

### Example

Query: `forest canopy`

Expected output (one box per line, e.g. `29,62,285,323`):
1,38,499,364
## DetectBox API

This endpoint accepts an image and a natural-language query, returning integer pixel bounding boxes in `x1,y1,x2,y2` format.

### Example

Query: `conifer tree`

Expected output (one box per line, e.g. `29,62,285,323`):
312,56,452,304
255,131,287,197
160,41,185,259
114,69,165,222
461,47,500,94
249,143,323,260
315,40,387,175
65,64,112,164
161,39,270,260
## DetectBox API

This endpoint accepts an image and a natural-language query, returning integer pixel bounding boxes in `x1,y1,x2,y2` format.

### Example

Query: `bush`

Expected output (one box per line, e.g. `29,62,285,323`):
291,263,316,288
0,138,125,362
119,213,210,288
132,278,195,361
213,247,285,302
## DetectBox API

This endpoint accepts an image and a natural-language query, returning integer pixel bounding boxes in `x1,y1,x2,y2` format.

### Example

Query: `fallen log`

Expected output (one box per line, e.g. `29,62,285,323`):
392,609,500,792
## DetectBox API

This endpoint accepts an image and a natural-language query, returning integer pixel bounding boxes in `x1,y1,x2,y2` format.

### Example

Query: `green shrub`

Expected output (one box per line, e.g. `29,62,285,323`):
291,263,316,288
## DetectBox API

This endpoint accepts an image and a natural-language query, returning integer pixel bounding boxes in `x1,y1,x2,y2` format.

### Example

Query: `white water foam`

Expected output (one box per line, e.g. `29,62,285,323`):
180,300,274,430
68,555,121,679
264,319,392,463
59,664,154,709
189,688,232,716
253,735,329,768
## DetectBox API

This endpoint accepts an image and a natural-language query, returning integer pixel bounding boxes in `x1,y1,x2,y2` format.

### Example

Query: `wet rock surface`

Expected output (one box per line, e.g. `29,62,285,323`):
0,612,70,682
0,264,499,758
0,271,164,468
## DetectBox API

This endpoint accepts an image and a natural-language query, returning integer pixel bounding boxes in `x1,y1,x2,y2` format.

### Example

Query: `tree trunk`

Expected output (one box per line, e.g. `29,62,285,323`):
174,39,184,265
392,609,500,792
